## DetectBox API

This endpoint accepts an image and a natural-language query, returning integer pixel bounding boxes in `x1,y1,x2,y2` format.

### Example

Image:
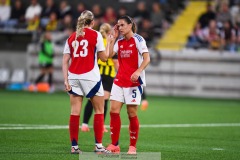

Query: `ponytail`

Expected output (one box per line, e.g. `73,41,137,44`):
75,10,94,40
131,20,137,33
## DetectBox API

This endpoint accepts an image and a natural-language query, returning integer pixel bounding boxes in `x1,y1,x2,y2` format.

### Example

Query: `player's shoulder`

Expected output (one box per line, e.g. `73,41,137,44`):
67,32,77,42
85,28,99,35
133,33,144,42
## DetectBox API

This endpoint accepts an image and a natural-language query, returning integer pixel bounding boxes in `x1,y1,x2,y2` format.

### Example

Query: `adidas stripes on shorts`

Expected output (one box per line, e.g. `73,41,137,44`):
110,83,143,105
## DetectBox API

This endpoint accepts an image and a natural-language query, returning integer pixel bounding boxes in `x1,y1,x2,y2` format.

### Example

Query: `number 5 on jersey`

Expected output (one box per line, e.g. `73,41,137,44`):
72,40,88,57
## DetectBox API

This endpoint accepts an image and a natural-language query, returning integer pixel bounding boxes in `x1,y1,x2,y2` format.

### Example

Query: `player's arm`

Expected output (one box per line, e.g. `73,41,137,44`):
62,40,71,91
131,38,150,82
138,52,150,72
131,52,150,82
62,54,70,83
106,38,116,58
112,54,119,71
98,51,108,62
107,25,119,58
97,32,109,62
62,54,71,91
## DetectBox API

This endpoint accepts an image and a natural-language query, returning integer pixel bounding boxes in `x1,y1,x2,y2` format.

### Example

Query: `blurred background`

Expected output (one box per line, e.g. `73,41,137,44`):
0,0,239,99
0,1,240,159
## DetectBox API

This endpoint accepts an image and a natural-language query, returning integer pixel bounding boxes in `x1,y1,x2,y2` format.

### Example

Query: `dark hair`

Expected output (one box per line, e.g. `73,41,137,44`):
119,15,137,33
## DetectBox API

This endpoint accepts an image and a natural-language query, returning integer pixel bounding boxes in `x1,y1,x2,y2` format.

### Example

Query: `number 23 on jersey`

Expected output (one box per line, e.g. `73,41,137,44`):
72,40,89,57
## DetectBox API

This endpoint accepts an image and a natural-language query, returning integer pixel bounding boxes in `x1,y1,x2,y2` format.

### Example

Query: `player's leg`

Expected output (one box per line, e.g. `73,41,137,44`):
102,75,114,133
106,100,122,153
90,95,108,153
35,66,46,84
81,79,109,153
47,65,53,86
126,105,139,154
69,94,83,154
47,65,54,93
68,79,84,154
124,86,142,154
103,90,110,132
106,84,124,153
81,99,93,132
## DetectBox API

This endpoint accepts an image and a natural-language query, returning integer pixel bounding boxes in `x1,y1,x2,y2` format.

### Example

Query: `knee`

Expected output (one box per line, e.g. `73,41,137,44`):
71,106,80,115
127,110,137,117
94,107,104,114
93,103,104,114
110,106,120,113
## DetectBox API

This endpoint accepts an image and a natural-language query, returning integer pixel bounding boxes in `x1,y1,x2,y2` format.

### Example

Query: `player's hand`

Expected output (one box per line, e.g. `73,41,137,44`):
112,24,119,38
130,70,141,83
64,81,71,91
107,34,115,44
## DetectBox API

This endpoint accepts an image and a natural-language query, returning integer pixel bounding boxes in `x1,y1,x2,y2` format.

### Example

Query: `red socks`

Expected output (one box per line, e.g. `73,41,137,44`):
129,116,139,147
69,113,138,147
110,112,121,146
94,114,104,143
69,114,104,145
69,115,80,146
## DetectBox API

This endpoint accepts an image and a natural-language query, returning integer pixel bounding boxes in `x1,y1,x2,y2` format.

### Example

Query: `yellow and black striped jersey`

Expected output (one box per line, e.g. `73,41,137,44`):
98,38,117,78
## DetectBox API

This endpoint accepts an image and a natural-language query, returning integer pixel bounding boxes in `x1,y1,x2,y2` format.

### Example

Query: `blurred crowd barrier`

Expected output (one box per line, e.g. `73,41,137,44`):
146,48,240,99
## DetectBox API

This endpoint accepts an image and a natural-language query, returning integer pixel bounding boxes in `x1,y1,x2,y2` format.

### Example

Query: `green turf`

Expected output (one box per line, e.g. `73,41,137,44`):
0,90,240,160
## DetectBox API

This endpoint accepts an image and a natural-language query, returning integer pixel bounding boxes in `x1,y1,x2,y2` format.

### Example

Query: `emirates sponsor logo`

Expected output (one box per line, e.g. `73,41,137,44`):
120,50,132,58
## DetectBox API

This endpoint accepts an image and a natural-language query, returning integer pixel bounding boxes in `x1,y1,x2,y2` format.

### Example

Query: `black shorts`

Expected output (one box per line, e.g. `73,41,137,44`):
101,74,114,92
39,63,53,69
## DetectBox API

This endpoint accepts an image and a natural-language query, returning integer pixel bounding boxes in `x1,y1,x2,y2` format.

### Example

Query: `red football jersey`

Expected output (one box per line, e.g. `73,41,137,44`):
63,28,105,81
113,34,149,87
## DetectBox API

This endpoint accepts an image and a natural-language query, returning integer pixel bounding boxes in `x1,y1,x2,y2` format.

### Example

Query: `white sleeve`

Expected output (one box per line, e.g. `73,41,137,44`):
63,40,70,54
113,41,119,54
96,32,105,52
137,38,149,54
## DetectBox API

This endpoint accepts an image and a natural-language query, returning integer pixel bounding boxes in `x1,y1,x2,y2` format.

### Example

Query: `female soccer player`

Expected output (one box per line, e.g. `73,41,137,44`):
81,23,119,133
106,15,150,154
62,10,110,154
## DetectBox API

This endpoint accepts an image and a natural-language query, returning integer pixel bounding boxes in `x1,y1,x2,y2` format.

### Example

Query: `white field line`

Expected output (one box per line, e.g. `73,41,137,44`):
0,123,240,130
212,148,224,151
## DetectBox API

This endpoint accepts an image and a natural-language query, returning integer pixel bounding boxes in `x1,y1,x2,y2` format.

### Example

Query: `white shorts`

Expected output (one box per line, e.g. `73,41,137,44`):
110,83,143,105
68,79,104,98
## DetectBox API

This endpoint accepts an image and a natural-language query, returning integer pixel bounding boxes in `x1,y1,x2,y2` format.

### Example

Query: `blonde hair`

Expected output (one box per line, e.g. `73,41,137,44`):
99,23,111,38
75,10,94,39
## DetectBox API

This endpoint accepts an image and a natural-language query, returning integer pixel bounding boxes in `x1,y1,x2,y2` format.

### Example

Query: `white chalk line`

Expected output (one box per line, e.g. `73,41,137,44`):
0,123,240,130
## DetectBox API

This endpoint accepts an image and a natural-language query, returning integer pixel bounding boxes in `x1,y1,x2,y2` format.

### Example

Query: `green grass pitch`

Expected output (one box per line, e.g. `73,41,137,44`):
0,90,240,160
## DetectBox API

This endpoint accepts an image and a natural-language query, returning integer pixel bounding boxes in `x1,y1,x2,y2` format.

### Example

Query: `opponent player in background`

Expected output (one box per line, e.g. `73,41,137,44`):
106,15,150,154
81,23,119,133
62,10,110,154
